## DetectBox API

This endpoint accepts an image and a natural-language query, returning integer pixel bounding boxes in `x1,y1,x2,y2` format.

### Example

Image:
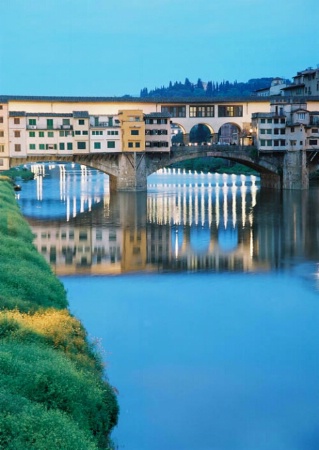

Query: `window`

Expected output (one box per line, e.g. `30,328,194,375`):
47,119,53,129
267,118,272,123
60,131,65,136
260,119,266,124
0,131,4,137
59,143,65,150
135,142,140,148
75,130,81,135
107,141,115,148
0,105,2,109
309,139,318,145
39,144,45,150
92,130,103,135
67,143,73,150
161,105,186,118
29,131,35,137
0,145,4,152
131,129,139,135
63,118,70,125
94,142,101,149
39,131,45,138
312,128,319,133
48,131,54,137
77,142,86,150
29,144,36,150
129,116,141,122
266,140,272,146
260,129,266,134
0,159,3,166
29,119,36,126
218,105,243,117
266,129,272,134
189,105,214,118
128,142,134,148
14,118,20,124
82,130,88,135
291,127,295,132
298,113,306,120
78,119,85,125
107,130,118,135
14,131,21,138
14,144,21,152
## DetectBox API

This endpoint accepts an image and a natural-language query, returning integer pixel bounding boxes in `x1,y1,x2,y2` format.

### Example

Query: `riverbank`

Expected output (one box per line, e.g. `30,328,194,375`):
0,177,118,450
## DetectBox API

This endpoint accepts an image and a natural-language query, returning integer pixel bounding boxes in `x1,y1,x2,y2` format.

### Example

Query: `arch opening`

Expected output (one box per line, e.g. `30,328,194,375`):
171,123,186,146
189,123,214,145
218,123,241,145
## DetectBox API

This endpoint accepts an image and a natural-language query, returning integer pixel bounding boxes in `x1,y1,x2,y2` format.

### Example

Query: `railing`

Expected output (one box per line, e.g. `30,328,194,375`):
91,122,121,128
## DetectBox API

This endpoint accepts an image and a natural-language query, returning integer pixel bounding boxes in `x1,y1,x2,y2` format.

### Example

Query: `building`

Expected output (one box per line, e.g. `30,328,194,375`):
281,67,319,97
252,98,319,152
256,78,287,97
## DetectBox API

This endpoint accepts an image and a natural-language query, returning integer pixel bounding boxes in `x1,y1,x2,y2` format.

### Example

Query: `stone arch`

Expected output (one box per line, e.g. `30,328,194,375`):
171,122,187,145
189,123,215,145
218,122,241,145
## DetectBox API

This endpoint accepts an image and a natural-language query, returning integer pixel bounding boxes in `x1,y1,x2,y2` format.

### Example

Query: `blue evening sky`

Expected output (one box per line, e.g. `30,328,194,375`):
0,0,318,97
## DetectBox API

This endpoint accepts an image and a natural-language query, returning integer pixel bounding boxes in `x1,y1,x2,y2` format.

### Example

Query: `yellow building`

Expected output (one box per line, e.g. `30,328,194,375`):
118,109,145,152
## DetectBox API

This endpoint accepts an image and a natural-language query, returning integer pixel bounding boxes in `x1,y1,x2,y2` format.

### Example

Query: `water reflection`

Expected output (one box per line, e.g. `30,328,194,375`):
18,164,319,276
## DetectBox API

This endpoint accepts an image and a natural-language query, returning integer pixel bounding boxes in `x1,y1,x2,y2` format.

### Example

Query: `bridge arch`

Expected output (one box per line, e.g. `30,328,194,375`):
171,123,186,145
189,123,215,144
218,122,241,145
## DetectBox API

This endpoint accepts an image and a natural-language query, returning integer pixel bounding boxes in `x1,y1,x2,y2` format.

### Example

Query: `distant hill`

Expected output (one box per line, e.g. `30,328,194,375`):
140,77,290,98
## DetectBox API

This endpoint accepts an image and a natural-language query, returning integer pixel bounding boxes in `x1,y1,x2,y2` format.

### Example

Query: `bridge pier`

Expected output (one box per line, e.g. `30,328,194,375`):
259,173,281,189
282,150,309,190
109,153,147,192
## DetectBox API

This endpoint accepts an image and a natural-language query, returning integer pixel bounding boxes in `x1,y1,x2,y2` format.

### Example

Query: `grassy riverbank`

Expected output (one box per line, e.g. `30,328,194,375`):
0,177,118,450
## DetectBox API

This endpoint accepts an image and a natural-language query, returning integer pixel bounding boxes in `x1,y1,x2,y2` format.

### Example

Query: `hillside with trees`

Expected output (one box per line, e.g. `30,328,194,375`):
140,77,290,98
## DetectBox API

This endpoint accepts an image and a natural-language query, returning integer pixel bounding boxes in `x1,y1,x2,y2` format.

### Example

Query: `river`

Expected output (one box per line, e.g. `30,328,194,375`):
17,163,319,450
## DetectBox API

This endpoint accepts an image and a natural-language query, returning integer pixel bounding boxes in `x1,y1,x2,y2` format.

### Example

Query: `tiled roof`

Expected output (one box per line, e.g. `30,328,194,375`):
9,111,26,116
0,94,275,104
281,84,305,90
73,111,89,118
26,112,73,117
144,112,171,118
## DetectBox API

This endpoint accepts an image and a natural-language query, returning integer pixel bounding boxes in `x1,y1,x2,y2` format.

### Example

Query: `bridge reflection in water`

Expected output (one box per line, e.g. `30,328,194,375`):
22,167,319,276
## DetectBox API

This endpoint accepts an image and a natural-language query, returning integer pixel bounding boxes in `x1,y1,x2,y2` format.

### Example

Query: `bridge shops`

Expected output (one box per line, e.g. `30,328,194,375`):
1,95,319,190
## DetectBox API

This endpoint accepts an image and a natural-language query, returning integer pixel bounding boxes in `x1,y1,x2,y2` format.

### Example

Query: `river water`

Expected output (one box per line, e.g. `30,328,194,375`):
17,163,319,450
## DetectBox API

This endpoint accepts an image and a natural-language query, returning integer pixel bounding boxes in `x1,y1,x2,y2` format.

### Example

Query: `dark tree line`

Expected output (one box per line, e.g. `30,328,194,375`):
140,77,290,98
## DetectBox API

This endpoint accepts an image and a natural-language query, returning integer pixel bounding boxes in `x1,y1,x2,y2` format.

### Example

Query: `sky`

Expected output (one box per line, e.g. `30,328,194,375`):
0,0,319,97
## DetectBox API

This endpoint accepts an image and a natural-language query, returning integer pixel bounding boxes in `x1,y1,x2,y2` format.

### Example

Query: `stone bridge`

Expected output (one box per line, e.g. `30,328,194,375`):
10,144,319,191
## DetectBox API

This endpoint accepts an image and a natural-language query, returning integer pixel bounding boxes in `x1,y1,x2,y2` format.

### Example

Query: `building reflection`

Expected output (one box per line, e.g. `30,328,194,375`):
25,178,319,275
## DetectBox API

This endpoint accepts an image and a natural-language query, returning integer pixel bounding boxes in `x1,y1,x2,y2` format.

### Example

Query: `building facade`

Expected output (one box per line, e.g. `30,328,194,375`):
252,98,319,152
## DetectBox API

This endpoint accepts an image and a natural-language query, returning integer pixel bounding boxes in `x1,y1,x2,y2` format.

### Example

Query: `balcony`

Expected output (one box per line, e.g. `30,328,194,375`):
92,122,120,128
